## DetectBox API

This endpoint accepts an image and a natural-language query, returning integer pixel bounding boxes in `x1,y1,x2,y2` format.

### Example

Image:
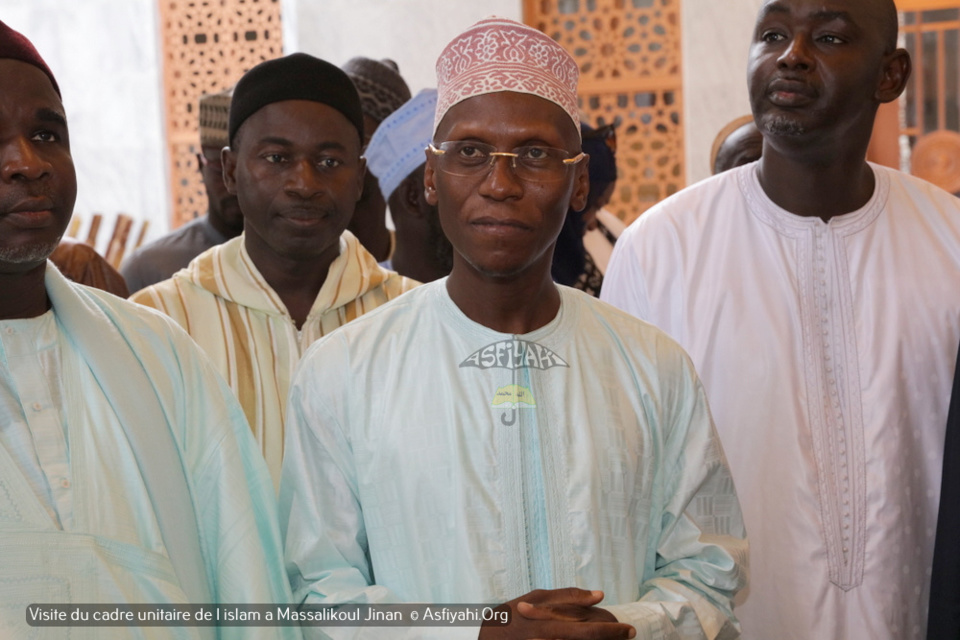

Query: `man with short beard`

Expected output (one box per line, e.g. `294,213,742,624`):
0,21,295,638
132,54,417,486
363,88,453,282
602,0,960,638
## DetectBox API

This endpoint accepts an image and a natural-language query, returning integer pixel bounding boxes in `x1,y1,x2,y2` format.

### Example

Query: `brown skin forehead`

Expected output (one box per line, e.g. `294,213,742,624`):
0,59,68,130
756,0,898,52
434,92,581,151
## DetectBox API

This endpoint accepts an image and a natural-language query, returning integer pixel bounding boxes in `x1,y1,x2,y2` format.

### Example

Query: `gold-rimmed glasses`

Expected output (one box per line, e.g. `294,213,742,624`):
429,141,585,182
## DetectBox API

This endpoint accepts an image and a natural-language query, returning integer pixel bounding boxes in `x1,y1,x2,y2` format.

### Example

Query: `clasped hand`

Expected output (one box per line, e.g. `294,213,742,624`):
479,587,636,640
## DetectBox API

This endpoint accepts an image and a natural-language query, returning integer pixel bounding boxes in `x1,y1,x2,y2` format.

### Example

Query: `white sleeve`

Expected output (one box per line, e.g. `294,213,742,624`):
605,340,748,639
600,222,655,322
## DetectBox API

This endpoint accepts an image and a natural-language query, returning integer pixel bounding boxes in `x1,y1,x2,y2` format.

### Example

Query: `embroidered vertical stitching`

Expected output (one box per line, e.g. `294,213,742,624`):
833,227,867,589
800,228,844,586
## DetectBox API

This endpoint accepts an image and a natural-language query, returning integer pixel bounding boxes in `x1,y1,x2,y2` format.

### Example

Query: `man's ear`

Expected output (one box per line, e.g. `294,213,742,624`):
876,48,911,104
569,154,590,213
222,146,238,195
424,150,439,207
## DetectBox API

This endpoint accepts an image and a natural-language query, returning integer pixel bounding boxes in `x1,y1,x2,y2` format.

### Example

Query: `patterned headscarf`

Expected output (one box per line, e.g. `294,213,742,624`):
199,87,232,148
434,16,579,138
342,57,412,125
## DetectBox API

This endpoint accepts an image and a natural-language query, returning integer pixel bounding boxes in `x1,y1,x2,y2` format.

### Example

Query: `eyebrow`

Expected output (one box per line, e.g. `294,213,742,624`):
36,107,67,128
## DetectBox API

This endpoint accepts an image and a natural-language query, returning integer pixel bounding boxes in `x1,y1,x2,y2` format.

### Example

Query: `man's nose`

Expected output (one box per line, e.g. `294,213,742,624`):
285,158,325,198
777,33,815,71
0,137,51,182
478,153,524,200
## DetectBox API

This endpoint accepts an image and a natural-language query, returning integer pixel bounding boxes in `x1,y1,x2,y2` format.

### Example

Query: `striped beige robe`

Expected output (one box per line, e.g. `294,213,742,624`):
131,230,418,487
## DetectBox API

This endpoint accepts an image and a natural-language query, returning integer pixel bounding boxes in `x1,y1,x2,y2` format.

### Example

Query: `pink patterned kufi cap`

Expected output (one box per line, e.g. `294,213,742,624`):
434,16,580,139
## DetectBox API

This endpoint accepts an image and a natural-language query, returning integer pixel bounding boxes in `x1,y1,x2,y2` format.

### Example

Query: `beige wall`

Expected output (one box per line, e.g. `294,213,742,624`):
682,0,766,185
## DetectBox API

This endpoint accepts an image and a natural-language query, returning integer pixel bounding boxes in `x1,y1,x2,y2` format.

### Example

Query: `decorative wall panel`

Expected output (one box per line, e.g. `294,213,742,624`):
901,9,959,143
898,7,960,191
526,0,684,223
158,0,283,229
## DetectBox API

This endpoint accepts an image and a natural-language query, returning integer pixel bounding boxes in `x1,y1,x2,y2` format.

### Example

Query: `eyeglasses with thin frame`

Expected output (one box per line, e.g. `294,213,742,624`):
428,141,585,182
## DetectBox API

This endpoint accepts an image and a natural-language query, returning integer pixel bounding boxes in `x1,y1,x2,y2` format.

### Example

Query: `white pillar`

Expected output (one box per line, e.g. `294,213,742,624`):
281,0,523,94
682,0,765,185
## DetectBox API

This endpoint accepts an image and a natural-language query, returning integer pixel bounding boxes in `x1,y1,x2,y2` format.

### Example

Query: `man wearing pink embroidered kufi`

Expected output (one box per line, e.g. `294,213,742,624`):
281,17,747,640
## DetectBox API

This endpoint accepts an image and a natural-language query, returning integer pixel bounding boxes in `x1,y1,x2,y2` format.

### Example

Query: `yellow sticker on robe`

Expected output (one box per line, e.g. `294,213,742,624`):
491,385,536,408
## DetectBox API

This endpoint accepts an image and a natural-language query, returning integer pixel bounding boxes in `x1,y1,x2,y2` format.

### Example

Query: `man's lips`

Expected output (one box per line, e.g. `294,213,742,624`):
277,209,330,227
471,217,532,234
2,200,57,229
767,79,817,106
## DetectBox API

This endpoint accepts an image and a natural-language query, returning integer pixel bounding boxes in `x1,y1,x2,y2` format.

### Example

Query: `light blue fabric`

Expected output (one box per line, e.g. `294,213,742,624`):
516,364,553,590
0,265,299,640
0,311,70,529
281,280,748,639
365,88,437,201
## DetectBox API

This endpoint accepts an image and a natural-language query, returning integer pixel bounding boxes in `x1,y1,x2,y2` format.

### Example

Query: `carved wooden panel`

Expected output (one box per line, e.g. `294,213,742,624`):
898,7,960,191
158,0,283,230
901,9,959,141
525,0,684,223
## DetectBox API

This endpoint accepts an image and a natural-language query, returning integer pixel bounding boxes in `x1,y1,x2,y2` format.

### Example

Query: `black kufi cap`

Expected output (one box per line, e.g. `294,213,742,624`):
229,53,364,146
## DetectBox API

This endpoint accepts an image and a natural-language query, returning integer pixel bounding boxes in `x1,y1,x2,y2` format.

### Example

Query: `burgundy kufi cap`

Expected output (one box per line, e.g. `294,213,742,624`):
0,20,61,97
434,16,579,139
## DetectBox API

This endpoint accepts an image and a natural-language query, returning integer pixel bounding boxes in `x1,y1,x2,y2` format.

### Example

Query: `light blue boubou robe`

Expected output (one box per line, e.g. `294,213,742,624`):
281,281,748,640
0,264,299,640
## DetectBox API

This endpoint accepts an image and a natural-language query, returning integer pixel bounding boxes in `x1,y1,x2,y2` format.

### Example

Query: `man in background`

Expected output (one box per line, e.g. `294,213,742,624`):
364,88,453,282
132,54,416,487
342,56,411,263
709,115,762,175
121,88,243,292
